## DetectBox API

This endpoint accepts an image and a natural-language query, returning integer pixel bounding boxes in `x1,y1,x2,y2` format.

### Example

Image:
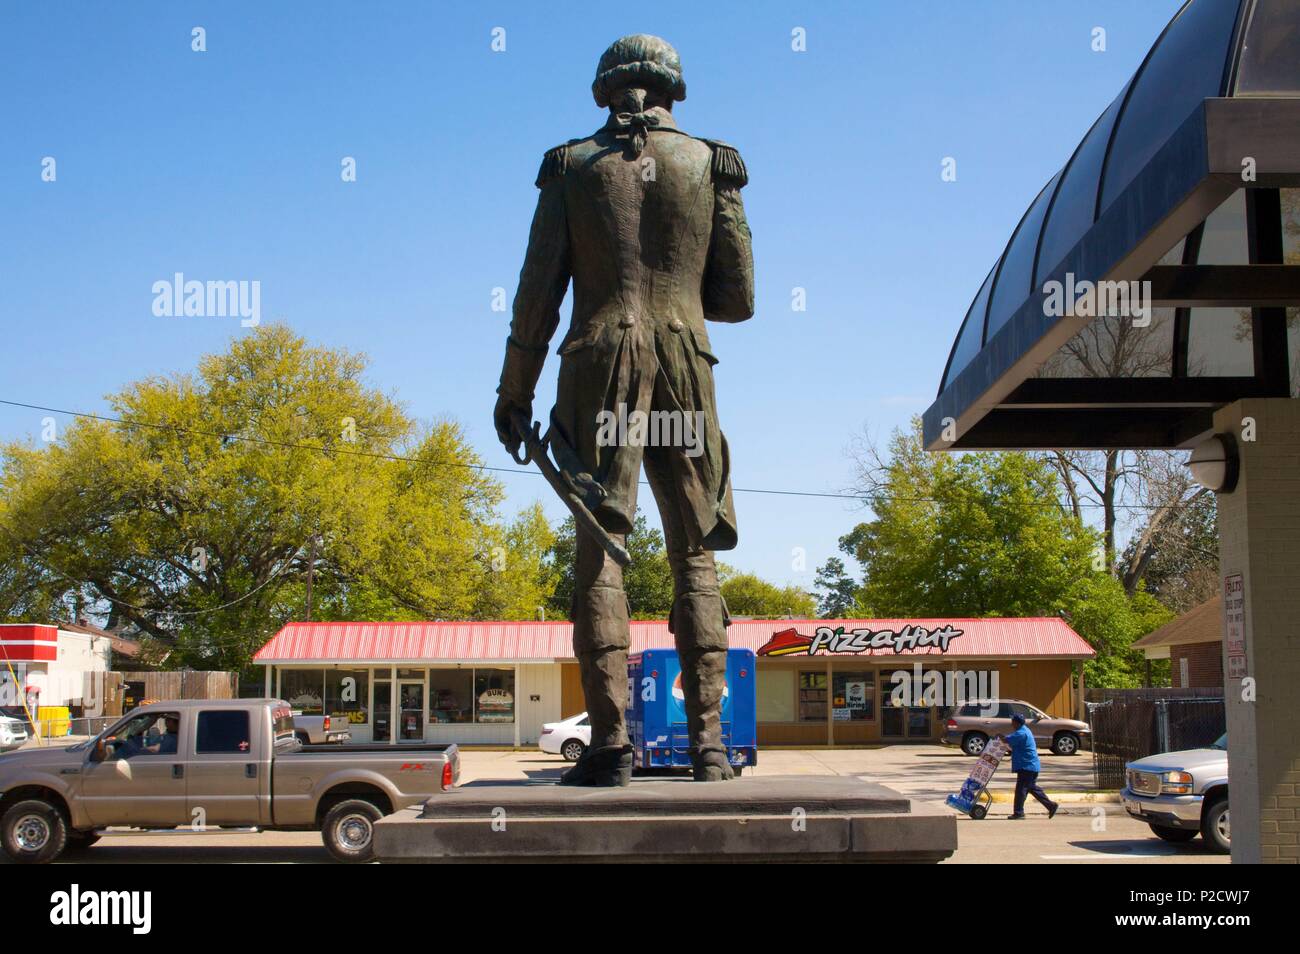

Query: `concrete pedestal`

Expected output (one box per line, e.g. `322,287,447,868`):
374,775,957,863
1214,398,1300,864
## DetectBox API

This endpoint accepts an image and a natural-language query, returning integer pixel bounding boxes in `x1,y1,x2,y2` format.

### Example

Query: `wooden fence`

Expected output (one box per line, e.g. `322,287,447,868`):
84,670,240,717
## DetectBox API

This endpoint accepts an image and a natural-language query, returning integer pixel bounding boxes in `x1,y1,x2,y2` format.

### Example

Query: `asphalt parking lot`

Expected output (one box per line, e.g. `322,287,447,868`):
14,744,1228,864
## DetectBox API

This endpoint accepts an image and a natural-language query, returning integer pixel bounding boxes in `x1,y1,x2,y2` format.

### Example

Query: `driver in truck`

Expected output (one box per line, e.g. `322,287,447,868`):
147,715,181,755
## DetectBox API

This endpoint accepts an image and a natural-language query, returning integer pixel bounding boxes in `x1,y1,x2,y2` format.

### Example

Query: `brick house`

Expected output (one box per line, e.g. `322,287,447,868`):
1133,598,1223,690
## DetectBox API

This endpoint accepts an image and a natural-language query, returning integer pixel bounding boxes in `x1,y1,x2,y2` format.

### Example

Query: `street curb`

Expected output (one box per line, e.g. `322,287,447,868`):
987,790,1120,803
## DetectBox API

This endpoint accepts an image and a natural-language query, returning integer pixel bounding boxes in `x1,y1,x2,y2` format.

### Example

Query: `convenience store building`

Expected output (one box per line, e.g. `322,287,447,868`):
253,617,1094,747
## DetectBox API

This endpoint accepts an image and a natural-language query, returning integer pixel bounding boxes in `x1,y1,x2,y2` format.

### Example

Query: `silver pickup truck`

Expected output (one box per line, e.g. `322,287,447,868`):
0,698,459,864
1121,733,1229,853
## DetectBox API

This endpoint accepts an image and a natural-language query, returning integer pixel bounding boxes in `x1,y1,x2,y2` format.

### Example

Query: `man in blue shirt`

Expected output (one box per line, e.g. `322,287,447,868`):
1002,712,1059,820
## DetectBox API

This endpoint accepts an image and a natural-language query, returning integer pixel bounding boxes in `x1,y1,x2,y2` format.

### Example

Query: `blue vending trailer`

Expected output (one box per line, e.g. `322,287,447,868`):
627,648,758,773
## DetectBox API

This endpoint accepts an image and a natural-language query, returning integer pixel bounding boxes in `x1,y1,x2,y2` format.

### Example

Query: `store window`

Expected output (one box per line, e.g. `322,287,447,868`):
832,671,875,722
281,669,324,714
798,671,828,722
429,670,473,724
0,665,26,706
756,669,795,722
325,669,369,726
475,668,515,724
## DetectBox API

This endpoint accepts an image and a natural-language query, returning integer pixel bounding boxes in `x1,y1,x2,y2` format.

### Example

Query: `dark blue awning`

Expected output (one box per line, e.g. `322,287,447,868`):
925,0,1300,450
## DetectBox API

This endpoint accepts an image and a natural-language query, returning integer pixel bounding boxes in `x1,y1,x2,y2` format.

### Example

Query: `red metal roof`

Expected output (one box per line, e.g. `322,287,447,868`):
254,617,1094,664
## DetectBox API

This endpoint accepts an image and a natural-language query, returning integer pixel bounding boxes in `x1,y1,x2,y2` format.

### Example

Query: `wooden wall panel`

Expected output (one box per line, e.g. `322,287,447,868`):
831,721,878,745
559,663,584,719
758,723,826,746
991,662,1074,717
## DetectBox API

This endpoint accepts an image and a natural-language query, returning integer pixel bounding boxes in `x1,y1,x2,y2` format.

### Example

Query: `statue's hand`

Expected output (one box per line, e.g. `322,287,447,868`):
494,395,531,459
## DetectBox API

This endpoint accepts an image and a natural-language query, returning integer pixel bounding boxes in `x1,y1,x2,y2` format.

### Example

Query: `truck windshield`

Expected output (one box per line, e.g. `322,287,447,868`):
1210,734,1227,750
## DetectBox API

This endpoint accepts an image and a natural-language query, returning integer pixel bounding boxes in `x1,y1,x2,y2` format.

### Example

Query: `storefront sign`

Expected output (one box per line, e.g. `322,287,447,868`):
1223,573,1247,680
844,680,869,710
757,624,964,657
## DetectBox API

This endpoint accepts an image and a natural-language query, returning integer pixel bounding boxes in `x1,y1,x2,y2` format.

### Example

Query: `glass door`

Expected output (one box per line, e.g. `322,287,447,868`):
907,707,932,737
881,702,905,737
398,681,424,740
373,680,391,742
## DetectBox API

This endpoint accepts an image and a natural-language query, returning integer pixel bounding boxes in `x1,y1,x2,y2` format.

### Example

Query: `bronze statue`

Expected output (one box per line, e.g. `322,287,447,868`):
495,34,754,786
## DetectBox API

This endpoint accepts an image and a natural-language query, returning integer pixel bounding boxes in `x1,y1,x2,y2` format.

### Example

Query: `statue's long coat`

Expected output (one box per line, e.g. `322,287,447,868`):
498,107,754,551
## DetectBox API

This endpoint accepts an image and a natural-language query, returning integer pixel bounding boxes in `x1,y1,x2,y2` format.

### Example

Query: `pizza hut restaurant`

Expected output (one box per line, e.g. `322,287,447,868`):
253,617,1093,747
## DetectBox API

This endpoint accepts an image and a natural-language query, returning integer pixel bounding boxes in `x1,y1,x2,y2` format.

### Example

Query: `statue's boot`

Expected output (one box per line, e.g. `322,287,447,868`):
560,647,632,787
691,745,735,782
559,743,634,787
679,642,733,782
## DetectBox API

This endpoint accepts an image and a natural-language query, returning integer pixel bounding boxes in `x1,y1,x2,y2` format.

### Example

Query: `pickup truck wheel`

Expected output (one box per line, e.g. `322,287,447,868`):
561,739,586,762
1051,733,1080,756
322,799,383,863
962,732,989,756
1149,823,1197,843
1201,798,1230,854
2,799,68,864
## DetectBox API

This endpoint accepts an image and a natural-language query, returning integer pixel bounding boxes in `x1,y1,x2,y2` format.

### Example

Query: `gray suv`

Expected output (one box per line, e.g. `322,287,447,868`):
942,700,1091,756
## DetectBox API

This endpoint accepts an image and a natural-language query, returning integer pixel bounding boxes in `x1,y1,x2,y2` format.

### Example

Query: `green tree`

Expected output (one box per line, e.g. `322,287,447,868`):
812,556,860,618
1120,490,1218,614
846,423,1096,617
718,570,816,618
544,511,674,620
1064,574,1173,687
0,326,556,672
843,419,1165,686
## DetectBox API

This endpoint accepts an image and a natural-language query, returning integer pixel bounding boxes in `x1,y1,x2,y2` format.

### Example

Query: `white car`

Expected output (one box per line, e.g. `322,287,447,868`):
539,712,590,762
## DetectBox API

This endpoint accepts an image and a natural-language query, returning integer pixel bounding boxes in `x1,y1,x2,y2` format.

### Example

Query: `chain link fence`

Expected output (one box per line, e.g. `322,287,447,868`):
12,715,118,745
1086,689,1226,790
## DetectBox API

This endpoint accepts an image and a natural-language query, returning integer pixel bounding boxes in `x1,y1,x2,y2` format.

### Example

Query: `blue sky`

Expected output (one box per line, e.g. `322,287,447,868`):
0,1,1184,591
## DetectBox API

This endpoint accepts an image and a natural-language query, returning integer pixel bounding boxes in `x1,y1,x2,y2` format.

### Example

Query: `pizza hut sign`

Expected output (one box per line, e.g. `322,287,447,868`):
757,624,964,657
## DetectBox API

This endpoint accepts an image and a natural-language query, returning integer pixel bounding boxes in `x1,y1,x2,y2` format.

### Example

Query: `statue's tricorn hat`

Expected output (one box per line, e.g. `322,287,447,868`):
592,34,686,108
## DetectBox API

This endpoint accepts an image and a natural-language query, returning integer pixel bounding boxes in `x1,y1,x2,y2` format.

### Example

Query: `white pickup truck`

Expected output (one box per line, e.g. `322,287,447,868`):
0,712,30,752
0,698,459,864
292,712,352,745
1121,733,1229,853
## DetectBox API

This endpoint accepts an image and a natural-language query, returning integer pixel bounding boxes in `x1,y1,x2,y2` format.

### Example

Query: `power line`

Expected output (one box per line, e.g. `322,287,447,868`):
0,395,1211,627
0,519,305,620
0,398,1207,511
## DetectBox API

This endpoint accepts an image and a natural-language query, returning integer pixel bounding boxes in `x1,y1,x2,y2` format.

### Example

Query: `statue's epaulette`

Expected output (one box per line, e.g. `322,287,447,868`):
702,139,748,188
535,140,578,188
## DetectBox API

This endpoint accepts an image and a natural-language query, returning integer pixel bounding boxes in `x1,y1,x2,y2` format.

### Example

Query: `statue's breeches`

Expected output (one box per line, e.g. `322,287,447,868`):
553,324,738,553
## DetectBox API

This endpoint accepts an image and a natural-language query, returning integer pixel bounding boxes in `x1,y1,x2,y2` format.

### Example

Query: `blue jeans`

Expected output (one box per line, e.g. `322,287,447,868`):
1014,770,1052,815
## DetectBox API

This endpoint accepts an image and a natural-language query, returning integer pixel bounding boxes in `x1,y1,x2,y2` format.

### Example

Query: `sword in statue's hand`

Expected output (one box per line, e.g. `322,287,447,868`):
509,411,631,567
